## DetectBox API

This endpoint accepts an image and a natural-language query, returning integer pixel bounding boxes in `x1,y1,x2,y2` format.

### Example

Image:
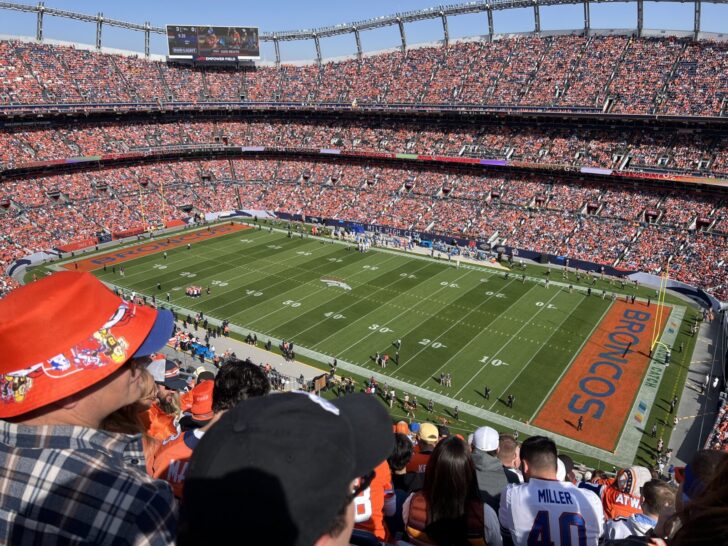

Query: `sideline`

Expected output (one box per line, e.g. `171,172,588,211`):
62,223,251,272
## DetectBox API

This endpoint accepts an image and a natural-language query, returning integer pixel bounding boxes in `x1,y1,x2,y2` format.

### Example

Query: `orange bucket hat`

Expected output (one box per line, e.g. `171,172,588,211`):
0,271,174,417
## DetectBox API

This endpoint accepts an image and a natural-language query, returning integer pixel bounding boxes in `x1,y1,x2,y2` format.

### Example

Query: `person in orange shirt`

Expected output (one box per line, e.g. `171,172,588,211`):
354,458,396,542
179,380,214,431
405,422,439,474
579,465,652,520
140,401,178,441
152,358,271,498
394,420,410,436
142,355,188,441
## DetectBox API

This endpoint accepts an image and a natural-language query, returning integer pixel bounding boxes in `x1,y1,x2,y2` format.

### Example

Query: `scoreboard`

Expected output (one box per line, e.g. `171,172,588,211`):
167,25,260,61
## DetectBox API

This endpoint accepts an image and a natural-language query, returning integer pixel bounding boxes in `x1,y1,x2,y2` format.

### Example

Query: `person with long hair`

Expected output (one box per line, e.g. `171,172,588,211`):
102,367,161,475
402,436,502,546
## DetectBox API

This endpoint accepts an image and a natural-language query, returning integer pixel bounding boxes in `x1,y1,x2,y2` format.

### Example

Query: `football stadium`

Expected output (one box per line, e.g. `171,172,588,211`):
0,0,727,544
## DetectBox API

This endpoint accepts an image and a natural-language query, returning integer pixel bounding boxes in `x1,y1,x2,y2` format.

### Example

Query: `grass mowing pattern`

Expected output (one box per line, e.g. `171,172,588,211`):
93,228,628,429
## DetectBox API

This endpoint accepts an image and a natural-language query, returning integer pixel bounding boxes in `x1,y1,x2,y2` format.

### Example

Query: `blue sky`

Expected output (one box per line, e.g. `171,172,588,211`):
0,0,726,61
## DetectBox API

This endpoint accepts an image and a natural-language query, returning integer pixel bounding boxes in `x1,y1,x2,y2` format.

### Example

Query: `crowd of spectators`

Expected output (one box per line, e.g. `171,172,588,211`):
610,37,685,114
706,400,728,452
660,194,718,227
669,231,728,297
621,226,686,274
2,118,728,181
3,30,728,545
0,153,728,297
3,256,728,545
1,36,728,116
2,155,728,299
506,211,574,257
660,40,728,116
558,36,627,108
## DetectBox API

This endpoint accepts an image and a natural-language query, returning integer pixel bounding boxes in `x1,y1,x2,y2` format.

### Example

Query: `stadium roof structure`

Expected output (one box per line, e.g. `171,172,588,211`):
0,0,727,62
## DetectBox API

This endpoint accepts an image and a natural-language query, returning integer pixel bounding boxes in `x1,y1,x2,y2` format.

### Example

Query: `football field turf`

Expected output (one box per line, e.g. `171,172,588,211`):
75,223,687,465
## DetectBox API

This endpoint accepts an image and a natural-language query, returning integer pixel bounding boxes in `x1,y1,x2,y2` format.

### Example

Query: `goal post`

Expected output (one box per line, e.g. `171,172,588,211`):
650,260,670,351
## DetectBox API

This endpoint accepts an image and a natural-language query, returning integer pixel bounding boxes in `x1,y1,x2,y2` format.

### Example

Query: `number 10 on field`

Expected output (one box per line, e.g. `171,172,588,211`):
479,355,508,366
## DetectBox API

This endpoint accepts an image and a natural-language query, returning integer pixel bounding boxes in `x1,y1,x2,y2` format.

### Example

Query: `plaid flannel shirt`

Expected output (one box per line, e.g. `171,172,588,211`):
0,422,176,545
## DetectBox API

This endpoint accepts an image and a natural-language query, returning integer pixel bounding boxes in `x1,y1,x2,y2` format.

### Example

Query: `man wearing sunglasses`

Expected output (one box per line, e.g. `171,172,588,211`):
179,391,394,546
0,271,177,544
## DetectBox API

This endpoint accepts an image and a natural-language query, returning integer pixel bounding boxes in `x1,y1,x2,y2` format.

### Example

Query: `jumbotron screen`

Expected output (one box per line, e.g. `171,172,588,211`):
166,25,260,60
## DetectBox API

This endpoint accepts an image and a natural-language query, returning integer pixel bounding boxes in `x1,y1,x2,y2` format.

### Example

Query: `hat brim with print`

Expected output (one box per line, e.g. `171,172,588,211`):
0,271,174,418
179,391,394,546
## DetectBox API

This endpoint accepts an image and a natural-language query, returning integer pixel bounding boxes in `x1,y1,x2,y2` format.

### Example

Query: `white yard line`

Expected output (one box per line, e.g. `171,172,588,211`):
284,259,438,341
243,253,405,327
421,282,538,386
395,277,521,374
325,269,475,356
118,230,279,283
453,288,564,398
528,301,612,422
480,291,588,408
145,237,349,312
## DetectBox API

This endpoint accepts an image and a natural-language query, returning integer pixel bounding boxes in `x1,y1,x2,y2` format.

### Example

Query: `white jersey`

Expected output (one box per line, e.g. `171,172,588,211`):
604,514,657,540
499,478,604,546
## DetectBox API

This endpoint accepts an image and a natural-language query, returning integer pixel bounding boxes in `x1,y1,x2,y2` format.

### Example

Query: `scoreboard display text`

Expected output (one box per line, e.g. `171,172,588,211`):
167,25,260,60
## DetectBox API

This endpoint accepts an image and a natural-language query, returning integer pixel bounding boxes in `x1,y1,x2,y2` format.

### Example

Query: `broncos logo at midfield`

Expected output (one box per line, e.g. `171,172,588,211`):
320,277,352,291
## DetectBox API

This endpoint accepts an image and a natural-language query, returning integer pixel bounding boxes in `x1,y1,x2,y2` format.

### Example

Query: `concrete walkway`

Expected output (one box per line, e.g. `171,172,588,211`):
159,320,327,386
669,315,725,466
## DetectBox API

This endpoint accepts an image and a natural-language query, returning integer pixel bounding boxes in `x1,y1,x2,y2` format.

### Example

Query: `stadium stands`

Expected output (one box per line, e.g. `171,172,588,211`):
1,36,728,304
0,35,726,115
2,119,727,182
706,400,728,452
3,153,726,299
1,14,728,545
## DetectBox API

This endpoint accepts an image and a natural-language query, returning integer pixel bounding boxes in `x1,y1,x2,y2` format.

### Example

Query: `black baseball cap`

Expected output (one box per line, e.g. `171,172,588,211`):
196,370,215,384
178,392,394,546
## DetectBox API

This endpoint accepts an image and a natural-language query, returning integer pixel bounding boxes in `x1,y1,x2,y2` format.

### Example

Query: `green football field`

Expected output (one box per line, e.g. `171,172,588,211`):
75,222,696,467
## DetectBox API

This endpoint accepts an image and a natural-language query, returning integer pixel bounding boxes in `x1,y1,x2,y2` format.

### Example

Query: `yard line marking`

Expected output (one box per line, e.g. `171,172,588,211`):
308,263,466,350
421,282,540,386
119,233,375,316
453,288,564,398
395,277,522,374
328,269,474,356
479,292,586,407
117,230,280,282
225,251,400,318
244,253,405,326
166,238,384,314
122,232,314,294
529,301,612,422
145,236,344,308
285,260,438,341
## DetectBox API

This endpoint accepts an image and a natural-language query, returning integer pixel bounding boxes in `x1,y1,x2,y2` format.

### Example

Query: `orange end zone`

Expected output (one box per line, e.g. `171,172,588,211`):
63,223,252,272
533,300,670,452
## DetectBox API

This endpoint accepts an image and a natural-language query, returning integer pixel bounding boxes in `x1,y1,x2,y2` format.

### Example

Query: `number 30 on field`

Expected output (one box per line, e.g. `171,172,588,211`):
419,339,446,349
